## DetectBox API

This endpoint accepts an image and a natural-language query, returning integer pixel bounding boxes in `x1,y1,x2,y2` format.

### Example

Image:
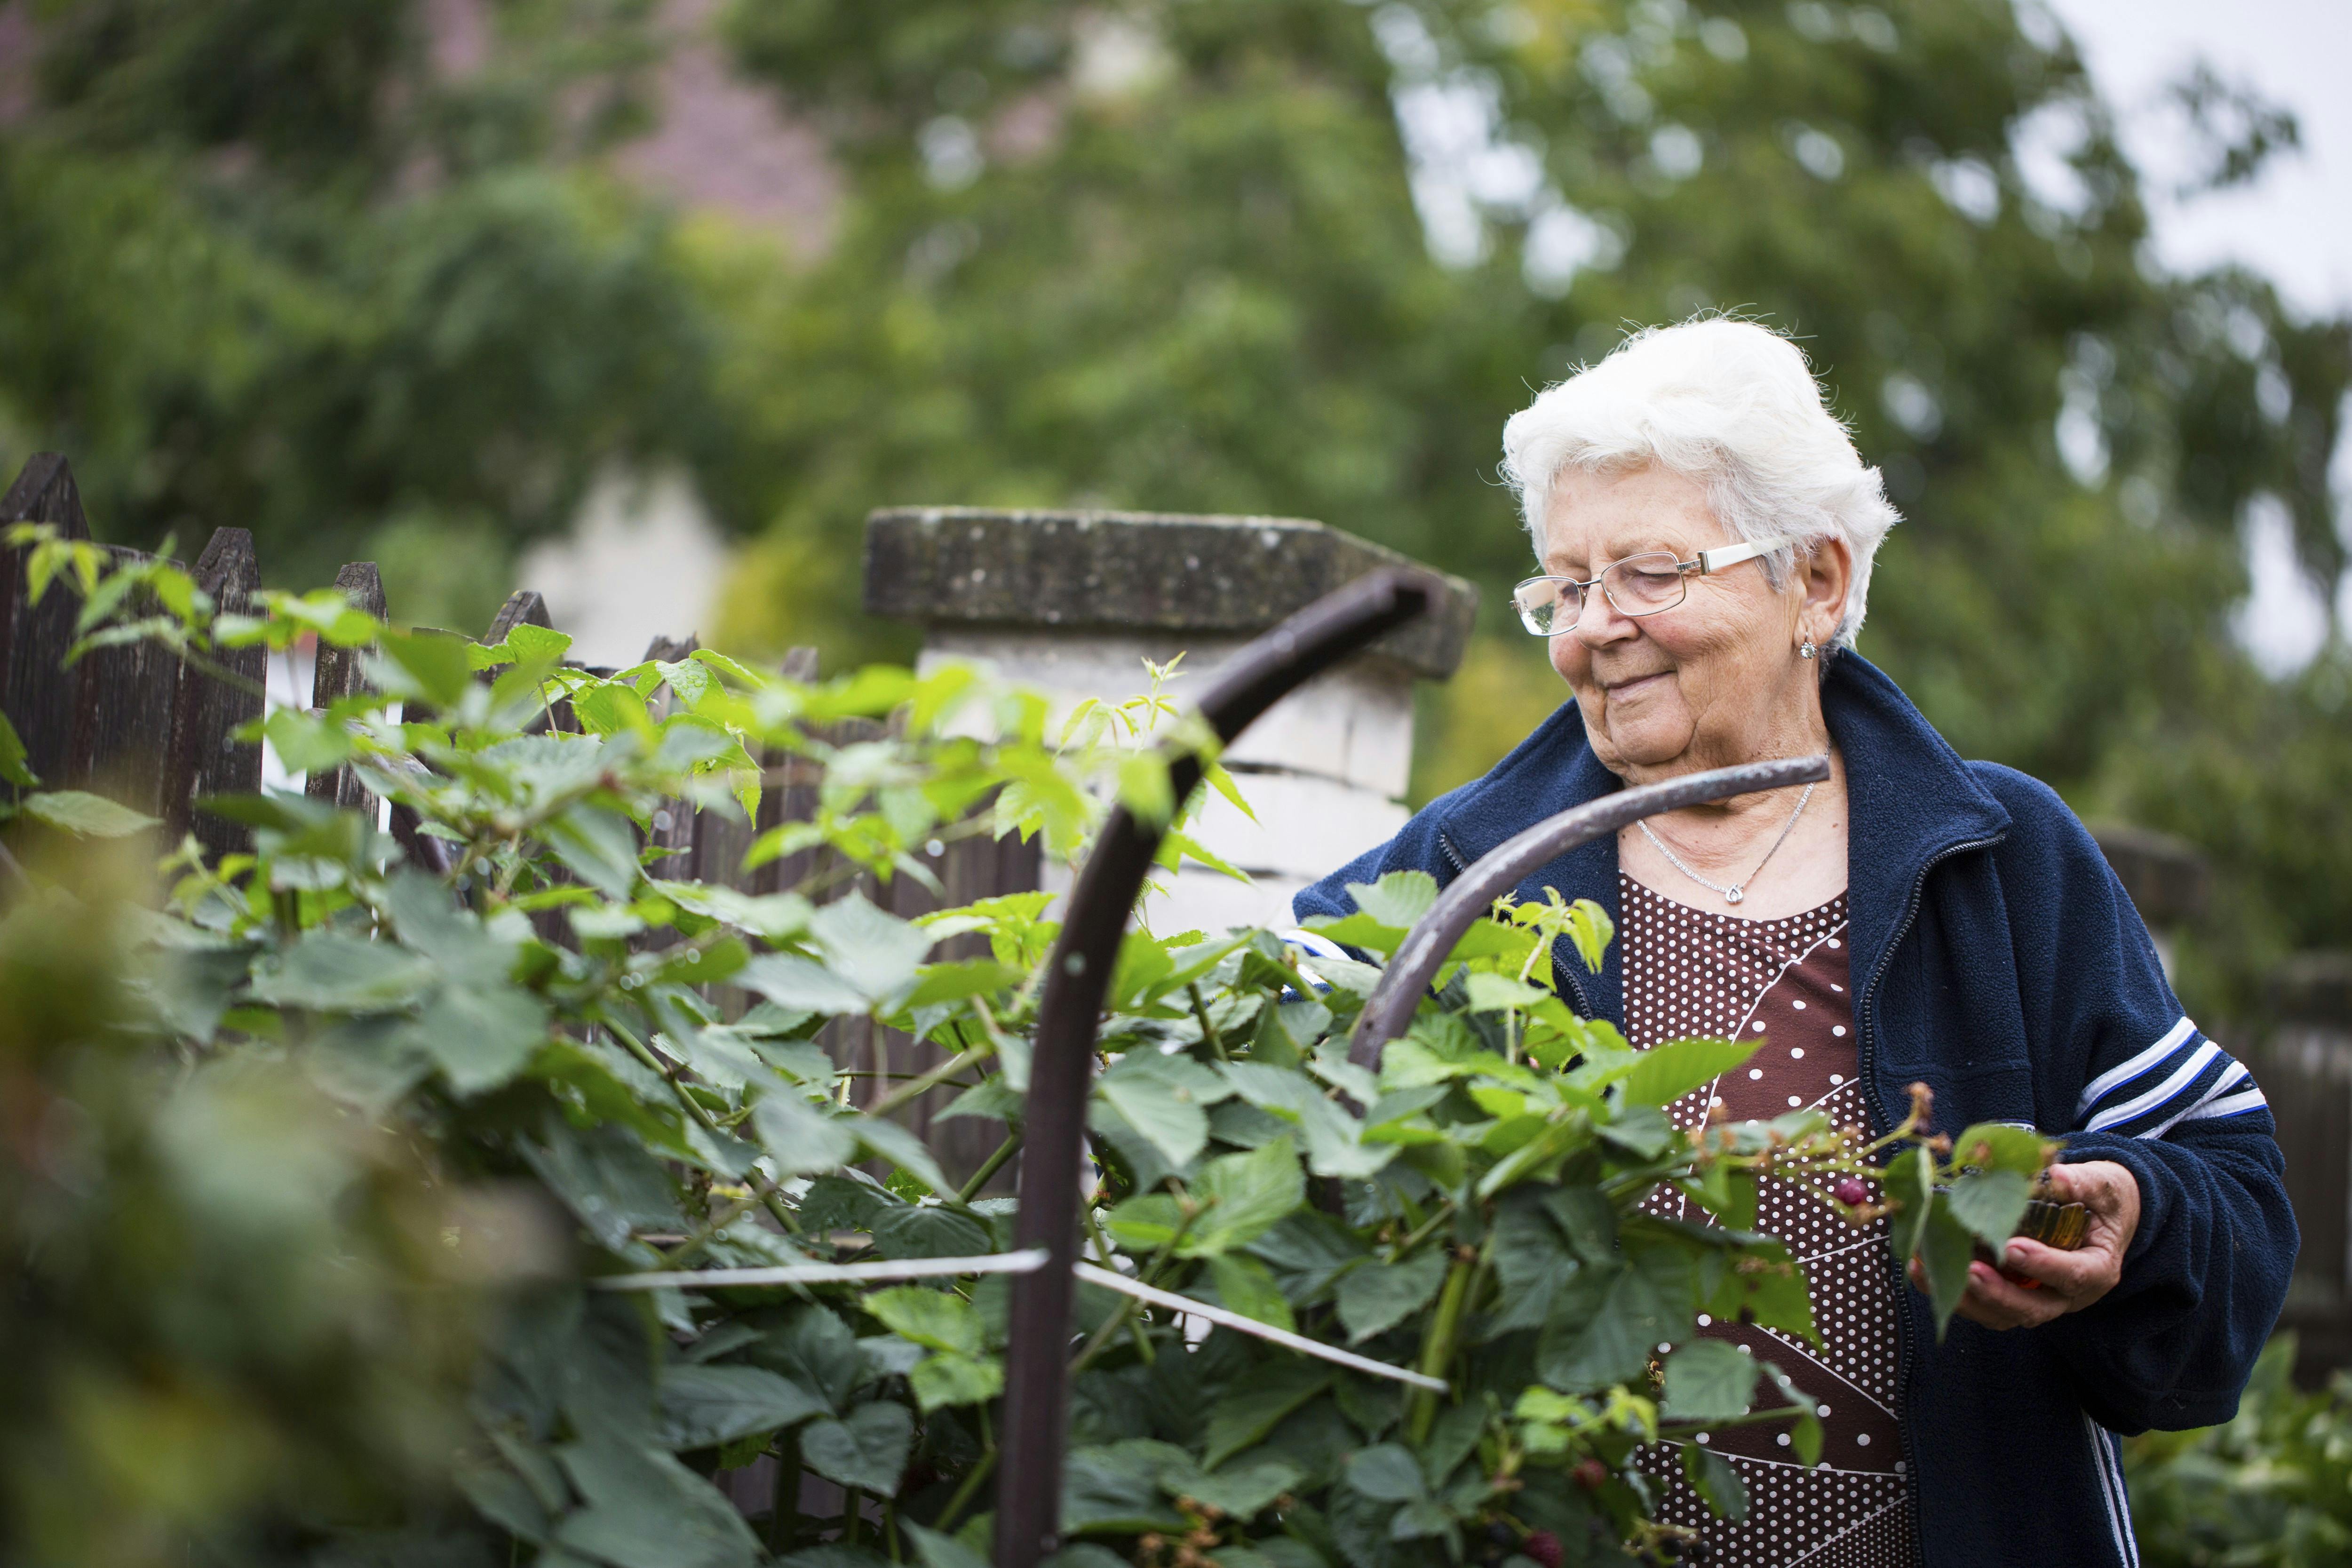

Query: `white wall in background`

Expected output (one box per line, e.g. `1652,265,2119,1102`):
516,467,728,669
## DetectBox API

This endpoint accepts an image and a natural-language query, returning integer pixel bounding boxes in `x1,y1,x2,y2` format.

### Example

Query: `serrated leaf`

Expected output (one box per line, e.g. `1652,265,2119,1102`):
658,1365,827,1449
1348,870,1439,929
739,952,871,1016
0,709,36,788
248,932,435,1013
1919,1204,1978,1337
1183,1136,1306,1256
20,789,159,837
413,982,548,1095
1336,1248,1447,1343
1946,1168,2031,1258
864,1287,986,1356
544,804,642,900
1952,1122,2050,1178
1682,1440,1749,1520
1343,1443,1425,1502
1620,1035,1758,1107
808,893,933,1003
907,1352,1002,1410
800,1401,914,1492
752,1092,859,1175
1661,1339,1759,1422
1207,1253,1295,1332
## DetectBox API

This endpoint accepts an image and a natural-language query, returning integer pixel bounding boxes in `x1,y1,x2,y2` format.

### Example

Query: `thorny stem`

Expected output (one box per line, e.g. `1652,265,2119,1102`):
605,1014,801,1234
957,1132,1021,1201
1071,1198,1204,1373
866,1045,990,1120
1187,982,1230,1062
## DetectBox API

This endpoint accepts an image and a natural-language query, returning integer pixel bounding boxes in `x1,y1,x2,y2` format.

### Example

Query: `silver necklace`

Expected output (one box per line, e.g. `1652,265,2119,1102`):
1637,782,1817,907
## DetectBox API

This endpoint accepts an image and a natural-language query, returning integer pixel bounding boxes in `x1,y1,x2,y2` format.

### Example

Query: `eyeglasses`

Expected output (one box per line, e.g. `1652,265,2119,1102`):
1512,534,1801,637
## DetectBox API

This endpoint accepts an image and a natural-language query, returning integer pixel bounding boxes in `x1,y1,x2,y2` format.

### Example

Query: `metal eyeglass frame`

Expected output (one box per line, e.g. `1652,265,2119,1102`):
1513,533,1801,637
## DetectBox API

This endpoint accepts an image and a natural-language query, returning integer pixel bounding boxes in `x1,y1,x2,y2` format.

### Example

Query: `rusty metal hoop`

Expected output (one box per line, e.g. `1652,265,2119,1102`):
1346,754,1832,1070
994,569,1440,1568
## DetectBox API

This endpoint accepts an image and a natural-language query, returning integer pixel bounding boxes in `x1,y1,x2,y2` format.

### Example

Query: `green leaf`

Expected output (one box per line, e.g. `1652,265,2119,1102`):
1097,1056,1226,1170
1538,1262,1670,1393
1103,1193,1185,1252
248,932,435,1013
553,1432,762,1568
807,892,933,1003
1946,1168,2032,1258
738,953,871,1016
1886,1144,1937,1268
1200,1363,1332,1469
1682,1441,1749,1520
1661,1339,1760,1423
1179,1456,1302,1519
1208,1253,1295,1332
1183,1136,1306,1256
905,1524,990,1568
864,1287,986,1356
851,1114,953,1196
379,630,472,708
544,804,643,900
1562,898,1614,975
19,789,159,837
903,958,1025,1009
907,1351,1003,1410
752,1093,859,1175
1343,1443,1426,1502
1619,1035,1758,1107
658,1365,828,1449
0,709,39,787
1336,1248,1448,1344
1918,1204,1979,1338
799,1400,914,1492
262,706,355,773
759,1305,863,1414
1348,870,1439,929
413,982,548,1095
1462,971,1549,1013
508,622,573,664
1952,1122,2051,1178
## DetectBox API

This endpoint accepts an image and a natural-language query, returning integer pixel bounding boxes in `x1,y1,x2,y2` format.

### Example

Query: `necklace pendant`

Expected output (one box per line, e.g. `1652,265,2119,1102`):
1724,886,1745,905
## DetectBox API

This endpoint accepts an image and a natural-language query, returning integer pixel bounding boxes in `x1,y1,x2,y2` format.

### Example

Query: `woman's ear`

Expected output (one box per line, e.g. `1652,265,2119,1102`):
1797,535,1854,647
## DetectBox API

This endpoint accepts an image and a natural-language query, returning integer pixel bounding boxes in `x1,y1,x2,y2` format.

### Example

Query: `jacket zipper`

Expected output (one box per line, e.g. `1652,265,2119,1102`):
1439,826,1600,1020
1857,830,2005,1558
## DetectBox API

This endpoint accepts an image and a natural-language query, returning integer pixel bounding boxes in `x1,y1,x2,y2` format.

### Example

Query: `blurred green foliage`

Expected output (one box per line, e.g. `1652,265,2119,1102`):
2127,1336,2352,1567
2,0,2348,1016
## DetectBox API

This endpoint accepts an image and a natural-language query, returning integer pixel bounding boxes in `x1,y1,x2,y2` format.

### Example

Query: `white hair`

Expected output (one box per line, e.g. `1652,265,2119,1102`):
1499,317,1899,647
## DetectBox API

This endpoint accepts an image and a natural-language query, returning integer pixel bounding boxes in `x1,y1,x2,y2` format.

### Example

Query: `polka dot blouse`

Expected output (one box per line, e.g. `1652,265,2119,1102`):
1622,874,1920,1568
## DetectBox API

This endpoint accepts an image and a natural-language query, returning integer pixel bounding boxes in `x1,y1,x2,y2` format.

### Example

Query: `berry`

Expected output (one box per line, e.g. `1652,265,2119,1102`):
1572,1458,1608,1491
1524,1530,1565,1568
1832,1177,1870,1207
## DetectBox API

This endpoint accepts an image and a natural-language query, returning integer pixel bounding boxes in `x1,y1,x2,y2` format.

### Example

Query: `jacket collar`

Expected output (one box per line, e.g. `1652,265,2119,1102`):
1432,652,2010,1026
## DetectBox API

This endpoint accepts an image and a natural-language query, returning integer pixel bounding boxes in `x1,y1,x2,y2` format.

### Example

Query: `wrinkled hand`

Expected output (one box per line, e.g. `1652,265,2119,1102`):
1907,1160,2141,1330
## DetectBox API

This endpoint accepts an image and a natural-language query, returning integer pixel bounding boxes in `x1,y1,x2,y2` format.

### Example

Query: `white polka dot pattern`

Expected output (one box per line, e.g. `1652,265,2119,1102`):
1619,876,1919,1568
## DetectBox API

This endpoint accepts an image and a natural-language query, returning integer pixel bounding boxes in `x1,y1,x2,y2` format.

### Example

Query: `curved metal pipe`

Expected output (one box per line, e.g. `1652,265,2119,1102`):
994,569,1439,1568
1347,755,1832,1070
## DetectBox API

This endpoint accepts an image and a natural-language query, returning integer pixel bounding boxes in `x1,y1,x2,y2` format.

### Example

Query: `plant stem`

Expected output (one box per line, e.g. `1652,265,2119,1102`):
1071,1203,1201,1373
958,1132,1022,1201
1187,982,1230,1062
606,1013,801,1234
935,1447,997,1534
867,1045,987,1119
767,1430,802,1554
1408,1254,1476,1443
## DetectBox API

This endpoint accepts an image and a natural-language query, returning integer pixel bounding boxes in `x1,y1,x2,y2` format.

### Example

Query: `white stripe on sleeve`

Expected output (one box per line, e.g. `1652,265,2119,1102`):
2075,1015,2198,1121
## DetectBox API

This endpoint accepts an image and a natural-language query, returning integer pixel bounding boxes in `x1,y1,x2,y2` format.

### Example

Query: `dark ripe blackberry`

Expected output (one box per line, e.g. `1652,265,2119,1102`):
1486,1521,1516,1546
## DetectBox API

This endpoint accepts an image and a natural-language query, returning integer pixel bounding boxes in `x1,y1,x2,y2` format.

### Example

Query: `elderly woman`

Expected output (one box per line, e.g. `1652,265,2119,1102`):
1295,319,2293,1567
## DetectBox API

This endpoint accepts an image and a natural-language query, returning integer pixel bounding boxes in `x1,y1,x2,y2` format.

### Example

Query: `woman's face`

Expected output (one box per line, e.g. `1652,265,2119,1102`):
1538,464,1849,780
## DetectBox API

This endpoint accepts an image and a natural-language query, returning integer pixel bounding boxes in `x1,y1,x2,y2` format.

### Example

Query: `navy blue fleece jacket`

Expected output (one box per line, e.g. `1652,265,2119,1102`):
1294,651,2294,1568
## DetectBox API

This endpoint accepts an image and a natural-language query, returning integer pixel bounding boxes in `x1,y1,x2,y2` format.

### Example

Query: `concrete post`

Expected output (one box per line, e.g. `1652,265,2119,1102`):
864,507,1476,931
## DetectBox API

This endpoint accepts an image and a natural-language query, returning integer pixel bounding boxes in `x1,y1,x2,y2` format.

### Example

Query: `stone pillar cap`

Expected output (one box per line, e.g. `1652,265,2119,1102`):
864,506,1478,681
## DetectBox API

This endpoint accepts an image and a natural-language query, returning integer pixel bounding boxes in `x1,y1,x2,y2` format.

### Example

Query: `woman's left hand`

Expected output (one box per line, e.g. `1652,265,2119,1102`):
1907,1160,2142,1330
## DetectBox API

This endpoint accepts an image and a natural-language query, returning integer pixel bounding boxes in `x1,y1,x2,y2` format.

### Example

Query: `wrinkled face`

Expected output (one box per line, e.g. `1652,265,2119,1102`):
1538,464,1837,779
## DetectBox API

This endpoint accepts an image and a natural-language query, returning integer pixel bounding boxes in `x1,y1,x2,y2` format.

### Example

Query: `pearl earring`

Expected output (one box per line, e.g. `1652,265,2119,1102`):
1798,640,1818,660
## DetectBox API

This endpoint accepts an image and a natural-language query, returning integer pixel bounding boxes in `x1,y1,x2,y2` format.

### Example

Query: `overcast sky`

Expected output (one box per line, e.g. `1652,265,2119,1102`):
2042,0,2352,670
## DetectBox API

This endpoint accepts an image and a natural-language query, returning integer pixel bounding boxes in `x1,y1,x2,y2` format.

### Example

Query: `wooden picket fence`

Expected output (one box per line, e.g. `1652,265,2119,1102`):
0,452,1034,1188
